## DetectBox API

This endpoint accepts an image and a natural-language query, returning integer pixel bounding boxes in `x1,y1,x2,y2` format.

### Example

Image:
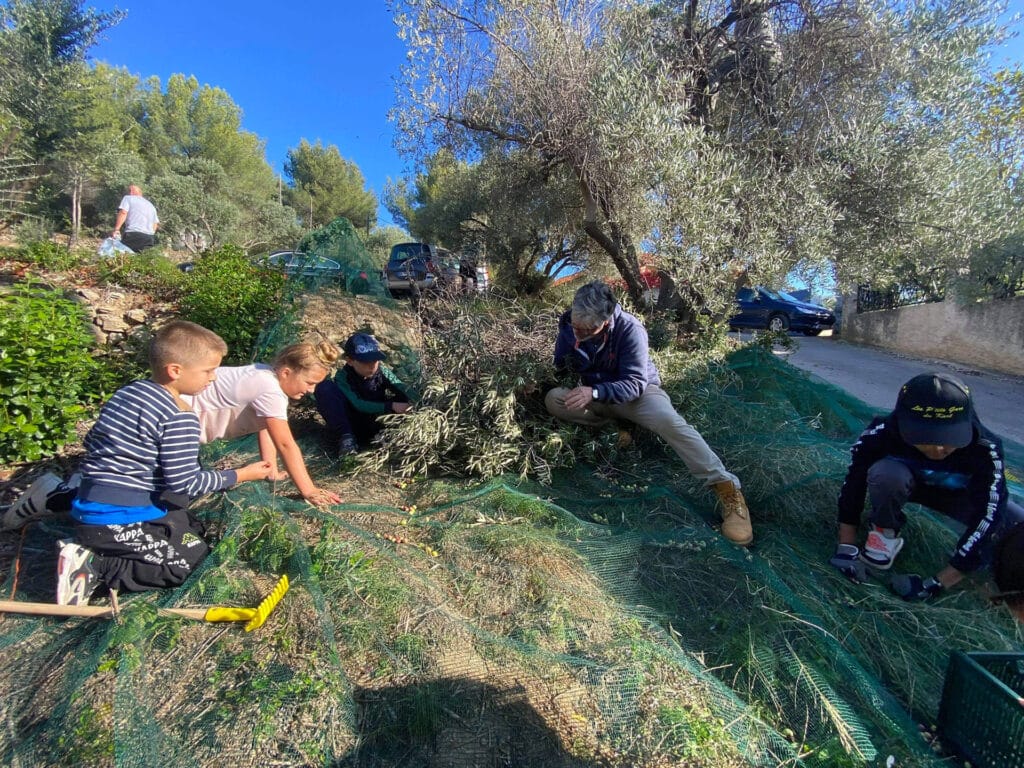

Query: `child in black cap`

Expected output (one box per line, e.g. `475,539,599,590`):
829,372,1024,601
313,332,415,455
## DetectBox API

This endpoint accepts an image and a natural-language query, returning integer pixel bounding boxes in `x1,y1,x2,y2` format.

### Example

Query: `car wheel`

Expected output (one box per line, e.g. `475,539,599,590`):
802,329,823,336
767,314,789,332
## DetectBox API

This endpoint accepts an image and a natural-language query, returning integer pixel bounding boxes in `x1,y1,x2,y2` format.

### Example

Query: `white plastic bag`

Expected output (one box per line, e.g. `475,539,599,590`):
97,237,135,258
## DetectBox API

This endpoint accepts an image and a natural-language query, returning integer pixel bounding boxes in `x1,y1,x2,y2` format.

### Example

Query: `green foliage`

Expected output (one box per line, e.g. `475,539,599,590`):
365,295,577,481
12,217,56,246
96,249,185,300
148,158,238,251
284,139,377,230
0,282,101,462
19,239,83,270
238,506,295,574
363,224,410,266
178,244,286,364
311,533,412,655
386,147,589,292
57,701,114,767
0,0,125,143
479,487,560,527
392,0,1024,319
959,231,1024,300
140,74,278,199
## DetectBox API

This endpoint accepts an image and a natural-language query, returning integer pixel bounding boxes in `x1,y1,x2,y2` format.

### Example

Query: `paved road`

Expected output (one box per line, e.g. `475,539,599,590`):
761,334,1024,445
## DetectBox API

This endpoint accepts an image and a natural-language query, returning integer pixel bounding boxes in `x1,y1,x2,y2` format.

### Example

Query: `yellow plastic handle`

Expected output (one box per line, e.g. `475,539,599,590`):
203,607,256,623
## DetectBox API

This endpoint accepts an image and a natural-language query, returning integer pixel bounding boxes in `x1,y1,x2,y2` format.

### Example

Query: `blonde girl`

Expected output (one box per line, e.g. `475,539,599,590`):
184,341,343,507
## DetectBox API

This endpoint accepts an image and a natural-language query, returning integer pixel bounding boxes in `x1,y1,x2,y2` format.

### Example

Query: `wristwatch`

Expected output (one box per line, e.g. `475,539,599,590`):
592,388,600,401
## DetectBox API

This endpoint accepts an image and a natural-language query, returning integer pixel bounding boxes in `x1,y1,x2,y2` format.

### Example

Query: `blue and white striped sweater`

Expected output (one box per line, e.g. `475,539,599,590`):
75,379,236,522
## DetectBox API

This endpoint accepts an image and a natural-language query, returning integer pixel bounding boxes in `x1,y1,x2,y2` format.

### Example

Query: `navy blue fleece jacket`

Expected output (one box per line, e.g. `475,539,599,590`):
552,305,660,404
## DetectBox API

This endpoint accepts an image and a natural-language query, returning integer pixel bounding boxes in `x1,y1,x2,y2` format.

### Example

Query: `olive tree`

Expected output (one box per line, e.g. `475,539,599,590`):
390,0,1018,324
385,146,591,292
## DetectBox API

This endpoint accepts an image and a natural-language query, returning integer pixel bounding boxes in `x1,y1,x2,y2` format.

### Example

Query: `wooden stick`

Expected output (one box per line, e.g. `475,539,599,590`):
0,601,208,620
0,575,289,631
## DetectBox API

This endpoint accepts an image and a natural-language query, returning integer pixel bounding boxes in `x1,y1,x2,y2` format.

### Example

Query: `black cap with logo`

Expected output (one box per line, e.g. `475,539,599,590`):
344,332,387,362
894,373,974,448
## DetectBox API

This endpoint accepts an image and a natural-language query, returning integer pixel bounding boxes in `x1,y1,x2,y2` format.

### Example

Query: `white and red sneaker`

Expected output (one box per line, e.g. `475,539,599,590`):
56,541,100,606
860,527,904,570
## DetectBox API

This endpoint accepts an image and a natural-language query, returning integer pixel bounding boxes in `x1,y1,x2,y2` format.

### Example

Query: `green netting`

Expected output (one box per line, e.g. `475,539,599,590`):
295,216,389,299
2,302,1021,767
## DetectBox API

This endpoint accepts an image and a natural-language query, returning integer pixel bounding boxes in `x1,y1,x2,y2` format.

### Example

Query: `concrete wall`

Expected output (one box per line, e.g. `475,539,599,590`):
841,294,1024,376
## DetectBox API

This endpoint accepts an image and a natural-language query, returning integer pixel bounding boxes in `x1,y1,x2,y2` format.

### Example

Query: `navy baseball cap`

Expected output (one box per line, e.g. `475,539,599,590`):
895,373,974,447
344,332,386,362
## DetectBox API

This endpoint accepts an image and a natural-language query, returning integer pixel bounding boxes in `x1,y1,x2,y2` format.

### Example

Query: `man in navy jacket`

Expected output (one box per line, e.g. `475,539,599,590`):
545,281,754,545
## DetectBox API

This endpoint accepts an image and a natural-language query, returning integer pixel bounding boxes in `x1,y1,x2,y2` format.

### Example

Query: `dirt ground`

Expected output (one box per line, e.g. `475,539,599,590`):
295,286,422,356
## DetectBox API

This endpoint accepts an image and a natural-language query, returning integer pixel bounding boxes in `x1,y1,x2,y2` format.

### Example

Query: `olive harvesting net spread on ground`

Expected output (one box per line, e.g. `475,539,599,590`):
1,270,1021,767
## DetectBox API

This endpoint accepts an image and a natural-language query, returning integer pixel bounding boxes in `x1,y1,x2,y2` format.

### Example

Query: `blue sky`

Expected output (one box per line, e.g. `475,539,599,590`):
90,2,1024,232
90,2,409,227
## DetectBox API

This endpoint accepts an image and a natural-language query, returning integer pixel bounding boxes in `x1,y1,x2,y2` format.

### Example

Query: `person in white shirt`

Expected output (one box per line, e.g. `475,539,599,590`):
112,184,159,253
185,341,343,507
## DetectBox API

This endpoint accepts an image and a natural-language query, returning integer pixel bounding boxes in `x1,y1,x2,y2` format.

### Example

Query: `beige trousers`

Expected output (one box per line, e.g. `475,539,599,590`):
545,384,739,488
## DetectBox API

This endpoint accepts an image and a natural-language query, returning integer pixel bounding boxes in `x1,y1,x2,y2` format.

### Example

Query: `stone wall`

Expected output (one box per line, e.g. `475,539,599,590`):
841,294,1024,376
72,287,172,348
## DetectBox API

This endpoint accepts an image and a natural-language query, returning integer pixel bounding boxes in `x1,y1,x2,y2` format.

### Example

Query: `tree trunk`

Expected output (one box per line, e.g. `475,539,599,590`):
68,175,82,250
578,176,646,306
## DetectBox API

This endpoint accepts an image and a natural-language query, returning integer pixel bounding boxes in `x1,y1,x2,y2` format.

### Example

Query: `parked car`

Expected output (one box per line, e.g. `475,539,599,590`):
259,250,343,281
385,243,438,294
385,242,491,296
729,286,836,335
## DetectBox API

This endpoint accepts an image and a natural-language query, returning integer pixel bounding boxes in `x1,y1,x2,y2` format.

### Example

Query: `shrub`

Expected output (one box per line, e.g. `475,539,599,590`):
0,283,103,463
96,251,185,301
12,217,55,247
179,244,286,364
21,240,84,271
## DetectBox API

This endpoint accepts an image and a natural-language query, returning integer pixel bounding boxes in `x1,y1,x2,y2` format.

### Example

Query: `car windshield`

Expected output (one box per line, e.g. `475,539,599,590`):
389,243,429,265
778,290,801,302
759,287,783,301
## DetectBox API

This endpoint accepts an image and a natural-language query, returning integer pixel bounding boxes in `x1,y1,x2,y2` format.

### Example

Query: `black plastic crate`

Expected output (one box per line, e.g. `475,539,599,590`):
938,651,1024,768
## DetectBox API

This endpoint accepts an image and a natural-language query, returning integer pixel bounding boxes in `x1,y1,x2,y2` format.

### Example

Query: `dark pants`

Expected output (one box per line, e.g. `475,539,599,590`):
122,231,155,253
867,457,1024,567
314,379,387,448
75,507,209,593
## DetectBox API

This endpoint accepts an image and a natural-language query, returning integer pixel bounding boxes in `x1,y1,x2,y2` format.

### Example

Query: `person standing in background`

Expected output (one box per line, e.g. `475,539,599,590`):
112,184,159,253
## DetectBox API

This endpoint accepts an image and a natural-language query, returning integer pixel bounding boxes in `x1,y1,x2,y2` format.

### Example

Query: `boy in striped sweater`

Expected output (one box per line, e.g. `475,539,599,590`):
56,320,273,606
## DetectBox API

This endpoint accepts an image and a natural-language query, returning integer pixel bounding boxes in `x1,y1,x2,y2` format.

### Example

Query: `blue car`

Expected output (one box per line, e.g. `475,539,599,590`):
729,287,836,336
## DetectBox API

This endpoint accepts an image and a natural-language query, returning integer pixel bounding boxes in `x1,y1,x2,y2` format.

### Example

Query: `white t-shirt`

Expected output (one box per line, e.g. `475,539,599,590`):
118,194,159,234
183,364,288,443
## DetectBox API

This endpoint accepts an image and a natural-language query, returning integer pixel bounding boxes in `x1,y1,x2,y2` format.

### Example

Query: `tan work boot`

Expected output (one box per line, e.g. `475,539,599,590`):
713,481,753,546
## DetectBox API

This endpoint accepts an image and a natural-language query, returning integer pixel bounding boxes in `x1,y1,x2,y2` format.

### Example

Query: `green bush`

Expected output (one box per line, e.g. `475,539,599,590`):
96,251,185,301
0,283,103,463
21,240,83,271
179,244,286,364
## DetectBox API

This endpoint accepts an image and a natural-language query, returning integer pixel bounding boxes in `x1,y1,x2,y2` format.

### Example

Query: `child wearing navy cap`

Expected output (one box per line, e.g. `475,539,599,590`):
313,333,415,455
830,372,1024,601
